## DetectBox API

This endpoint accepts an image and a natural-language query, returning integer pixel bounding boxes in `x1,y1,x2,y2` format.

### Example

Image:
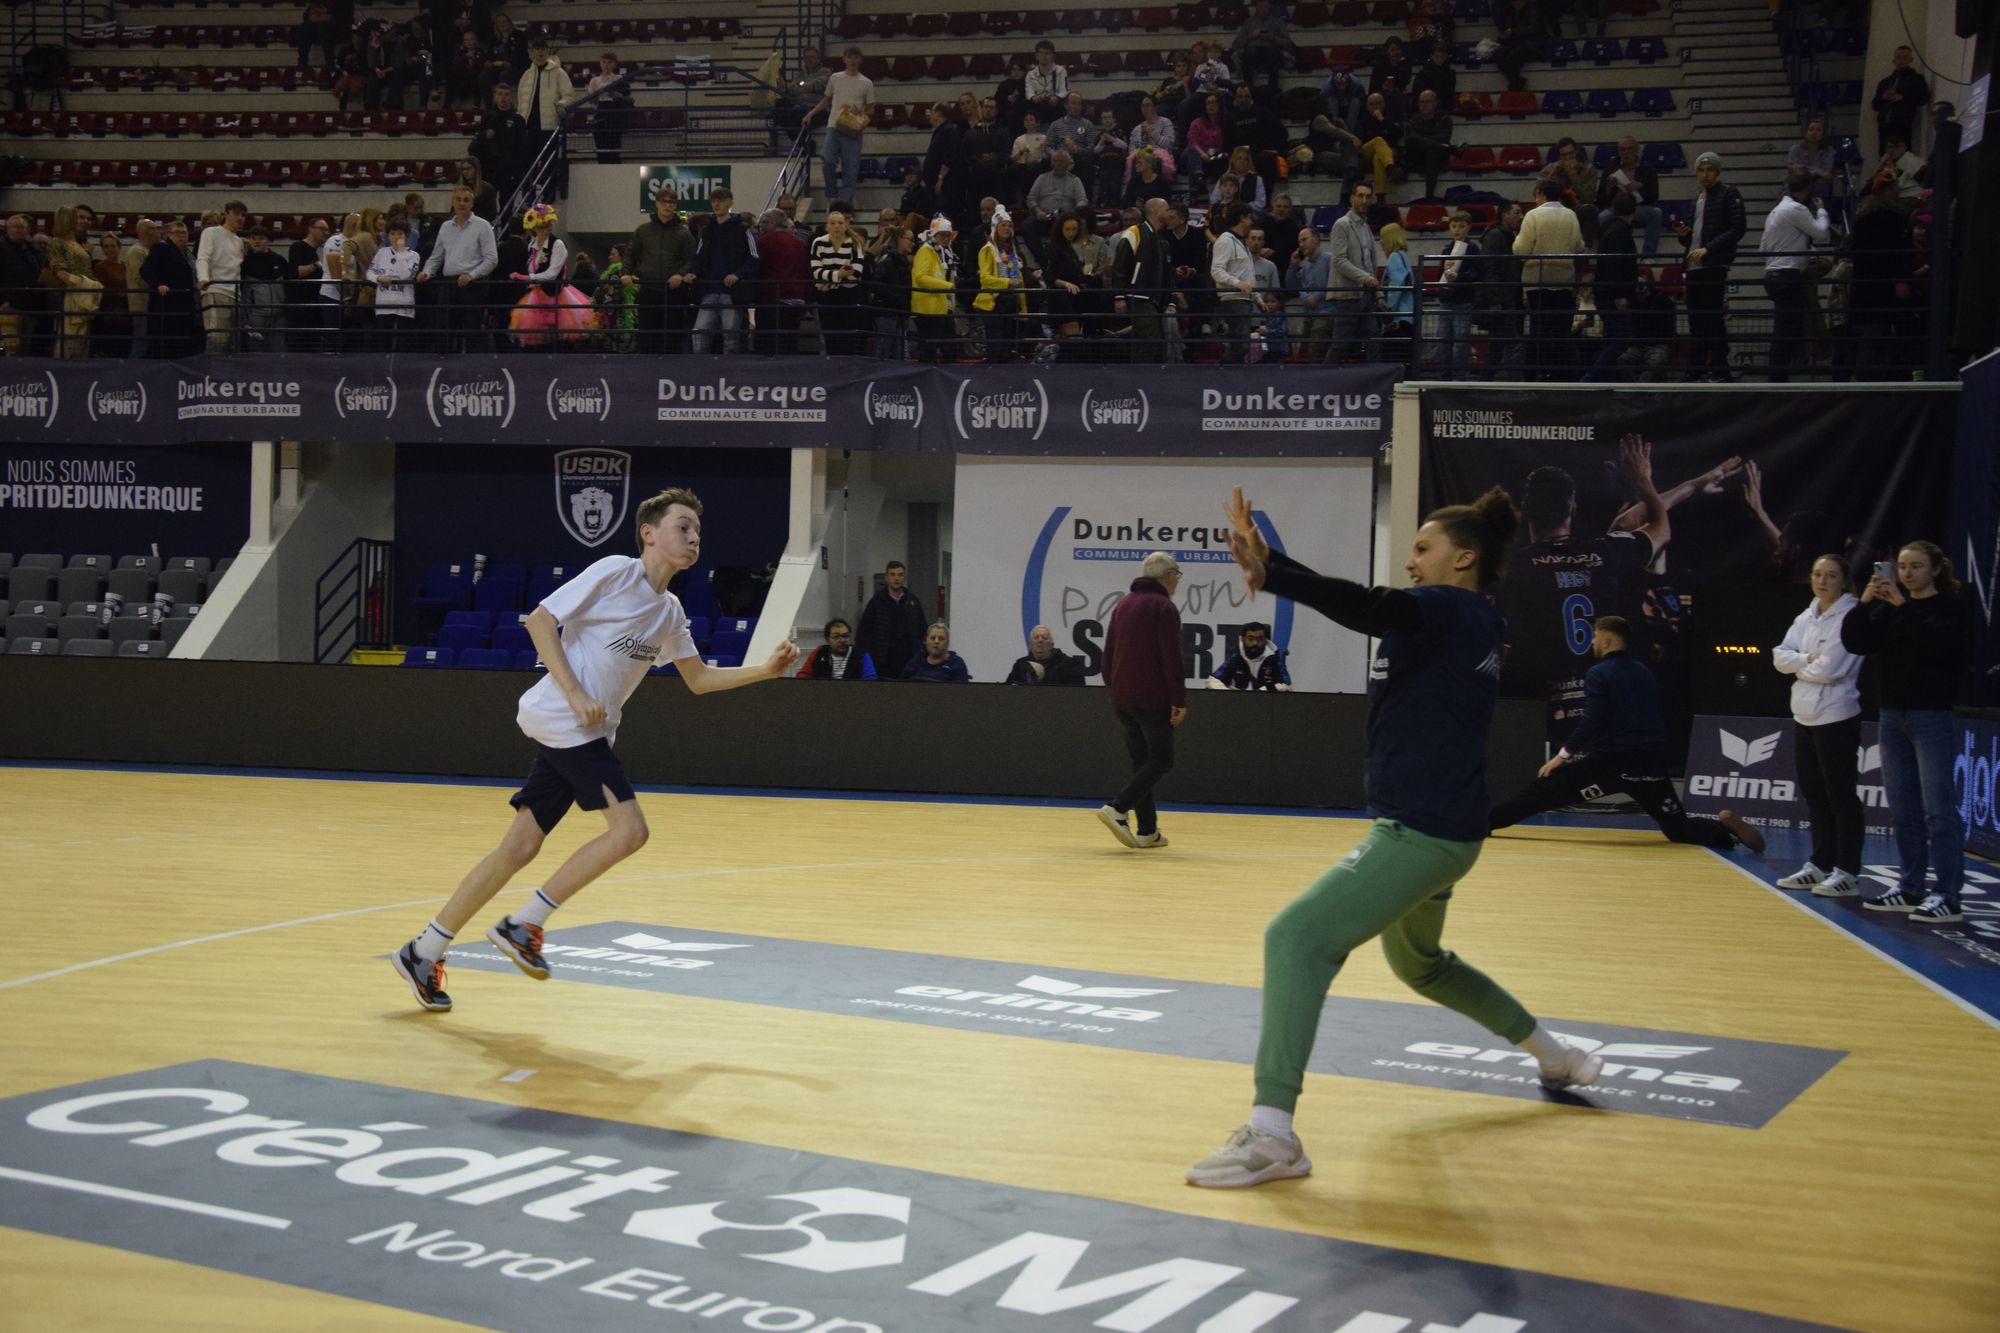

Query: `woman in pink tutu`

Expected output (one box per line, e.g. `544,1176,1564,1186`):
509,204,601,347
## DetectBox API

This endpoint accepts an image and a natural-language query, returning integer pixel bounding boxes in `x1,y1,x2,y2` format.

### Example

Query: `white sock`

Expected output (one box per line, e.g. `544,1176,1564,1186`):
511,888,560,928
412,920,454,962
1248,1105,1294,1140
1518,1023,1572,1070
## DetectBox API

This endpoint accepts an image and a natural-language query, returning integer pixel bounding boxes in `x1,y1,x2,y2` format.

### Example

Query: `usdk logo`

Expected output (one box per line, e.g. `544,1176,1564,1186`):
953,378,1048,441
1079,385,1148,434
861,379,923,428
1719,729,1781,767
427,367,516,428
332,374,397,422
545,375,611,424
553,448,631,549
86,379,145,425
895,973,1175,1022
1404,1034,1745,1092
0,371,59,427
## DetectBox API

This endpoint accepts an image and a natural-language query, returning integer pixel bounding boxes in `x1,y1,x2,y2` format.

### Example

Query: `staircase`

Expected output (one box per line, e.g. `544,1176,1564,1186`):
1671,0,1803,242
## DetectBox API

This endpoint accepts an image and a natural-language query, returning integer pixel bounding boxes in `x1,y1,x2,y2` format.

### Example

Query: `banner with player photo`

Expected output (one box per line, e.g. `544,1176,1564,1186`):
1420,388,1957,750
952,455,1376,694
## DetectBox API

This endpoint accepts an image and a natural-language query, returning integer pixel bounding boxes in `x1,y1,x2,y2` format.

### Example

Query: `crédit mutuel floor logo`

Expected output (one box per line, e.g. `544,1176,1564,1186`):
0,1062,1841,1332
442,923,1846,1131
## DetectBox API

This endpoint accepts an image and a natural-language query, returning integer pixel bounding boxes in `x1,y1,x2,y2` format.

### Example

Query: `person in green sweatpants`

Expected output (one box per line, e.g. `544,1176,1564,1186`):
1188,485,1608,1189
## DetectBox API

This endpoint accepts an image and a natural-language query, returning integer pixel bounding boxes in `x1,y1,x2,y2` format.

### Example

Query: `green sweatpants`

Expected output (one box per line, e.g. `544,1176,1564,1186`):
1253,818,1538,1113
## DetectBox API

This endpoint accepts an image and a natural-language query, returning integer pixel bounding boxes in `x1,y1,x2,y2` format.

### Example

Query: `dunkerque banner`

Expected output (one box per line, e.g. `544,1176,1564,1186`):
0,358,1399,455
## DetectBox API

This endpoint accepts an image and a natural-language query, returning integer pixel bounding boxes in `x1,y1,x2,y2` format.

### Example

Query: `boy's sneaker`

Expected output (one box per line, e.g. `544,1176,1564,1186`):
1133,829,1170,849
1863,889,1922,913
1776,862,1825,891
1186,1124,1312,1188
392,942,452,1012
1909,894,1963,924
1096,804,1140,848
1717,809,1766,854
486,917,549,980
1810,869,1860,898
1537,1045,1605,1090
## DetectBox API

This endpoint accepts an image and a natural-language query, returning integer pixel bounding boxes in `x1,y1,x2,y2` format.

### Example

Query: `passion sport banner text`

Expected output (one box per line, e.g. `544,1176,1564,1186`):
0,358,1398,456
1420,389,1956,746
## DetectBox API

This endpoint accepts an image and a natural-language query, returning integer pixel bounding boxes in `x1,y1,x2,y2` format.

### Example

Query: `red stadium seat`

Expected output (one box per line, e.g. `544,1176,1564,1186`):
910,14,949,37
1084,51,1122,76
986,11,1028,34
1451,146,1496,172
1497,145,1543,172
1404,204,1448,231
888,55,928,82
1135,6,1173,28
928,54,968,81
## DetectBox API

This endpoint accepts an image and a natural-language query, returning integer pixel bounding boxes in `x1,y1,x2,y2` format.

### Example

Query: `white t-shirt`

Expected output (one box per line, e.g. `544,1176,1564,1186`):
825,69,875,118
515,556,698,749
318,232,346,303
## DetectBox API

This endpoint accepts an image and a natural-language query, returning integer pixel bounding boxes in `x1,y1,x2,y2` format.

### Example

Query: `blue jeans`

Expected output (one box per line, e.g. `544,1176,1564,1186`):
1433,304,1474,379
691,294,742,354
1878,708,1964,901
822,126,863,203
1600,204,1664,255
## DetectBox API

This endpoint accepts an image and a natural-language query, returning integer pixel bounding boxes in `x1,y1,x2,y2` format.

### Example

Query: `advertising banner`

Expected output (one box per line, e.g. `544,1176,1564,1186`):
0,442,250,557
1420,389,1956,743
952,456,1374,693
0,358,1398,456
1950,352,1999,705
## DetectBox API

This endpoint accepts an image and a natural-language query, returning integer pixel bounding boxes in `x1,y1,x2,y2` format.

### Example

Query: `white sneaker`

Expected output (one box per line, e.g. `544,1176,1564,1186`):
1096,804,1139,848
1810,869,1860,898
1133,829,1170,849
1186,1123,1312,1188
1537,1045,1605,1090
1776,862,1825,891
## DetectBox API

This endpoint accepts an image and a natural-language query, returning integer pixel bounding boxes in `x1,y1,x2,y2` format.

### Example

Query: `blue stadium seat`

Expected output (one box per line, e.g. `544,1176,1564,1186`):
485,562,527,586
530,562,578,585
1310,204,1341,232
513,649,541,670
1631,88,1676,116
457,647,512,670
1641,141,1687,171
1547,40,1577,67
1626,37,1668,64
472,579,524,615
402,647,454,667
704,653,744,669
1593,143,1620,172
713,616,757,637
1542,90,1582,118
709,630,752,661
685,615,710,648
1581,37,1620,65
675,568,723,623
649,660,680,676
524,575,563,609
414,562,471,613
1453,0,1491,17
437,624,487,654
443,609,493,633
491,622,533,656
1586,89,1630,117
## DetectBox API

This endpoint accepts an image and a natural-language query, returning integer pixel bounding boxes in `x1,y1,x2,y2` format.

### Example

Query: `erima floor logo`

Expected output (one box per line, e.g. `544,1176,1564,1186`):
895,974,1176,1022
554,448,630,549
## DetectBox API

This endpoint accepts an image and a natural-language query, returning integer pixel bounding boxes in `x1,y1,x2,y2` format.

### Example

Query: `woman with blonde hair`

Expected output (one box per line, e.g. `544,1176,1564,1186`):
47,205,102,359
1377,221,1414,333
508,202,598,346
974,205,1030,363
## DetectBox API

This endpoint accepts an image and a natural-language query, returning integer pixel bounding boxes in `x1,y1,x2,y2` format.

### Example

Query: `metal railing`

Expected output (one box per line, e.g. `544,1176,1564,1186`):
6,0,111,106
315,536,393,664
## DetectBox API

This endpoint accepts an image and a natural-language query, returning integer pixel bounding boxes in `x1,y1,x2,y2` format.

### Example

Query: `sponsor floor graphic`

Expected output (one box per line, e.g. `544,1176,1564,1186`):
440,921,1845,1130
0,1061,1842,1333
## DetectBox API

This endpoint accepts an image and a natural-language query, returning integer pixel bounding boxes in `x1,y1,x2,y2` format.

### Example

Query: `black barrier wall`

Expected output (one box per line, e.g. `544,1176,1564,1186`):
0,660,1548,808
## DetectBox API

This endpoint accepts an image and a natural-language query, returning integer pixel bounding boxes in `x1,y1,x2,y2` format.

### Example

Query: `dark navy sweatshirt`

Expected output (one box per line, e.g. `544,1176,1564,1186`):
1563,650,1665,756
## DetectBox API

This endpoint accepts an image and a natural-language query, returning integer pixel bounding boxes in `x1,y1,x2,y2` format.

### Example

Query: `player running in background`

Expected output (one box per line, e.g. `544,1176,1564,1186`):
391,488,799,1012
1187,486,1604,1190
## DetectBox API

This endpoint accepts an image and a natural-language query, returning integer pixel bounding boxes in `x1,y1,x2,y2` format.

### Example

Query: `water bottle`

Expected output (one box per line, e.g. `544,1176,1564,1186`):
473,553,487,585
151,592,174,627
99,592,123,627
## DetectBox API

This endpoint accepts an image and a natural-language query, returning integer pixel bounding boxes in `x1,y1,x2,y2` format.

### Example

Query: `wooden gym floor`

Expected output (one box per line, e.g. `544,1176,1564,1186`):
1,764,1996,1333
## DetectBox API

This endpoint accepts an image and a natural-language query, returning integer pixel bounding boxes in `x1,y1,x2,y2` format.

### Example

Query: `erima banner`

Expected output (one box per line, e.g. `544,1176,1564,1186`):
440,920,1845,1130
952,457,1375,693
1420,388,1955,743
0,1061,1842,1331
0,443,250,555
0,358,1397,455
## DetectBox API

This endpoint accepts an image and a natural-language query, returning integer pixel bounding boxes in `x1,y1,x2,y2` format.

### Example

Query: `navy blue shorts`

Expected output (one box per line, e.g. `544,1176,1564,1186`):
510,738,636,833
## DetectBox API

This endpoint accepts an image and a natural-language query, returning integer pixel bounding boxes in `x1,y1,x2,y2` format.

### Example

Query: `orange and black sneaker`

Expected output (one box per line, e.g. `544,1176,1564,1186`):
392,942,452,1012
486,917,549,980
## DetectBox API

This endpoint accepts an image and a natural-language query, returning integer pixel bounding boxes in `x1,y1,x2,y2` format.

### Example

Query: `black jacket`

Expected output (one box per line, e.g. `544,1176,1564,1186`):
856,588,929,687
1005,649,1085,685
470,108,528,184
1564,651,1665,755
689,212,760,300
0,237,42,311
1115,222,1172,302
1841,594,1969,710
1597,159,1660,210
1682,182,1747,268
1478,223,1521,308
1596,217,1639,303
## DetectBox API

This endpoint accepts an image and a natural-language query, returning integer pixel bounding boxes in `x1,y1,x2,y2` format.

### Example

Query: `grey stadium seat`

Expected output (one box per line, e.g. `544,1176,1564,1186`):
115,554,158,571
57,615,106,642
61,639,113,656
117,639,168,658
6,569,54,602
107,619,156,648
66,552,112,571
157,569,205,604
214,557,233,576
5,613,55,641
165,555,213,576
170,602,202,618
56,567,104,605
0,554,12,576
9,637,54,656
106,568,155,602
159,618,192,652
18,553,62,571
0,599,8,620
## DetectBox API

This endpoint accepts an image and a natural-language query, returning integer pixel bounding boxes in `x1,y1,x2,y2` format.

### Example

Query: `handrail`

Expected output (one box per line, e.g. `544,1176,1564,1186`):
314,537,392,664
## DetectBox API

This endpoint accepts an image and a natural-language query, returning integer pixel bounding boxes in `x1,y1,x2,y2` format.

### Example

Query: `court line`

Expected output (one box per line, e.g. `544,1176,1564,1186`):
0,1164,293,1229
1704,850,2000,1033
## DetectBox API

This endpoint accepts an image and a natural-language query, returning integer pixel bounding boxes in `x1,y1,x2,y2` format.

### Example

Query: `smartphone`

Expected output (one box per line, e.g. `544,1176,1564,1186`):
1873,560,1893,581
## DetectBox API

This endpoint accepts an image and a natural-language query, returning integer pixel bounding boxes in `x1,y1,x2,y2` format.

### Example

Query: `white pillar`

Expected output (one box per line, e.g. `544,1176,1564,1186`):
248,439,275,547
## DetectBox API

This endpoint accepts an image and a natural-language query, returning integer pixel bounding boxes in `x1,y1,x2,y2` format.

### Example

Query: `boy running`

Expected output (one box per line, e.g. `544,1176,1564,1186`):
392,488,798,1011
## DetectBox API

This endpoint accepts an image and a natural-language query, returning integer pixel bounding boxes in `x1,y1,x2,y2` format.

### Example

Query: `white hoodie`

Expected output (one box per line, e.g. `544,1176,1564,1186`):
1772,593,1861,725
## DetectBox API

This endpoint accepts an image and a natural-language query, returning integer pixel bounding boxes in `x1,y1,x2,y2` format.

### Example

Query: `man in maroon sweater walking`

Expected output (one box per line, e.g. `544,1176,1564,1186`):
1097,551,1188,849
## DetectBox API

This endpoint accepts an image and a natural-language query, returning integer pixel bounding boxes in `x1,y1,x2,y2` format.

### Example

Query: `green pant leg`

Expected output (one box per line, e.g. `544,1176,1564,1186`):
1252,820,1485,1113
1379,887,1537,1044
